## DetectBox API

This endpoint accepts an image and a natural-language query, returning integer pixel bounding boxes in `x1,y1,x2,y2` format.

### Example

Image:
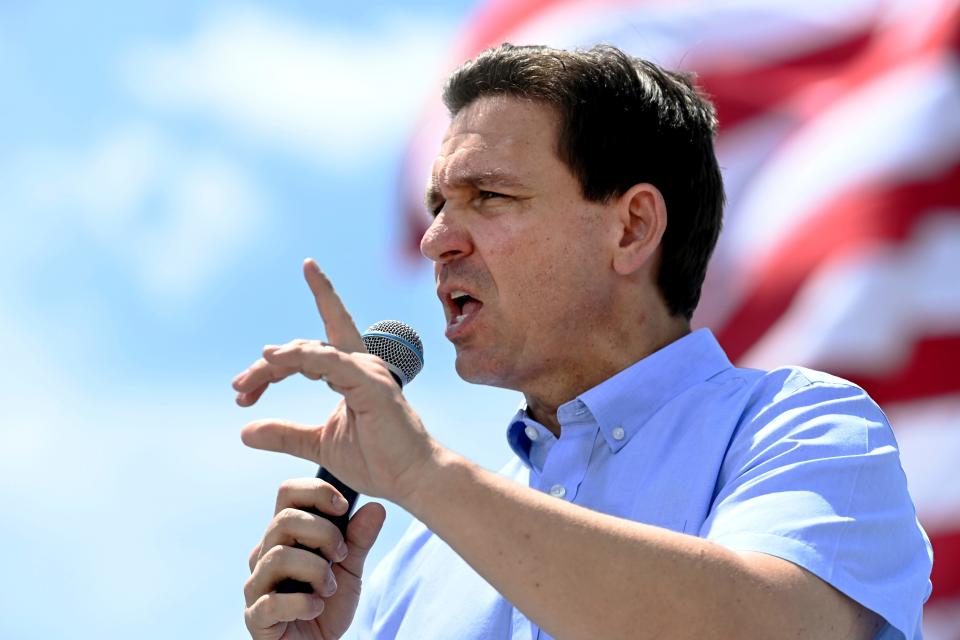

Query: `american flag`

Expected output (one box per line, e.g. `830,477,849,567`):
400,0,960,636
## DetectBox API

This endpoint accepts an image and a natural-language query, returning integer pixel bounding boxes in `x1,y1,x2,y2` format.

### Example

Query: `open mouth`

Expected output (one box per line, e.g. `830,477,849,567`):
449,289,483,328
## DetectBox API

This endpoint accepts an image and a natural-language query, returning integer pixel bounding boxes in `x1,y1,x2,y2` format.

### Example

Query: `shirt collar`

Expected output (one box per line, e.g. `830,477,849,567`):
506,329,732,461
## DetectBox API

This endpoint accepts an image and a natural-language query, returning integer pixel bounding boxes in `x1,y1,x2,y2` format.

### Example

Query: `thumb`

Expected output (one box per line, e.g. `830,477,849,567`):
240,419,323,464
339,502,387,579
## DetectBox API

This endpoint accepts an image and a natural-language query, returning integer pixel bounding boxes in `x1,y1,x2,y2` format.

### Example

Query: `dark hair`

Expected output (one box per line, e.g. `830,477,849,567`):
442,43,724,320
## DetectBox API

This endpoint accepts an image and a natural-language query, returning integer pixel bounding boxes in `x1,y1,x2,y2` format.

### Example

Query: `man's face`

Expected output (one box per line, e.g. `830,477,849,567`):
420,95,618,393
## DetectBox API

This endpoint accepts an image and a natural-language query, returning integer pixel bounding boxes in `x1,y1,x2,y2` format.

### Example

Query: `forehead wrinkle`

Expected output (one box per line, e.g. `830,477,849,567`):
424,160,529,209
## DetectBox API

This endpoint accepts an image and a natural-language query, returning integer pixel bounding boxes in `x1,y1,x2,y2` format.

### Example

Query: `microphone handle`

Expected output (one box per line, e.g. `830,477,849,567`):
274,466,358,594
274,370,400,594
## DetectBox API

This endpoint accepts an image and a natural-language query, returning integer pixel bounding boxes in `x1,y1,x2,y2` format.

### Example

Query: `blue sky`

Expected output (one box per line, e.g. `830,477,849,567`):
0,2,528,638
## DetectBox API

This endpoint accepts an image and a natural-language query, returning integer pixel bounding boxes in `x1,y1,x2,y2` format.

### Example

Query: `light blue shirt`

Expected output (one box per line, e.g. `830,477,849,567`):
356,329,932,639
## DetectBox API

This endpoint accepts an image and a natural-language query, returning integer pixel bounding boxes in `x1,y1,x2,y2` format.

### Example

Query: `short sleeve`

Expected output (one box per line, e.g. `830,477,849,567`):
700,371,932,639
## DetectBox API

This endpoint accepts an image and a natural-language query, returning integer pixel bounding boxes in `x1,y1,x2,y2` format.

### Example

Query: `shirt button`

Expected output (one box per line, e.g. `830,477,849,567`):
524,425,539,441
612,426,625,441
549,484,567,498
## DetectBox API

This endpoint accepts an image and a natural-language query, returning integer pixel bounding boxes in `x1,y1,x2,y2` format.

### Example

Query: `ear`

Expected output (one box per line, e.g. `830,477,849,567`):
611,183,667,276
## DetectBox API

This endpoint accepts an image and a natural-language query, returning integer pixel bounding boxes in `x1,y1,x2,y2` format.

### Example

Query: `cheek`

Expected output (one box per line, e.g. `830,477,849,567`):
483,213,607,315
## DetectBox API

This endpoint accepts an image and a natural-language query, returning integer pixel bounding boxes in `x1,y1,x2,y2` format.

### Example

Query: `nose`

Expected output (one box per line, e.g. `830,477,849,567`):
420,210,472,264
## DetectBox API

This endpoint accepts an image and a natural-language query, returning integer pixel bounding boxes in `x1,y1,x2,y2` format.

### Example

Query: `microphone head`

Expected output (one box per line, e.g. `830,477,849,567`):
362,320,424,387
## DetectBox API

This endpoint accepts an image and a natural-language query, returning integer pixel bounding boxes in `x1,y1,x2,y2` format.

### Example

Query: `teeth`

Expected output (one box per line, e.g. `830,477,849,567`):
450,289,469,300
454,314,466,323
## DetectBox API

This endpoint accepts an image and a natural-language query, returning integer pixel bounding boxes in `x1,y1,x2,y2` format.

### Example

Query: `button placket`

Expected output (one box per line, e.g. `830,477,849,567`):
536,420,597,503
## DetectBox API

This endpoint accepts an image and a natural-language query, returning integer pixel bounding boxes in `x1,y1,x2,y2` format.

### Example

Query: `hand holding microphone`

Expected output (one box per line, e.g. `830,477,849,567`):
234,259,437,639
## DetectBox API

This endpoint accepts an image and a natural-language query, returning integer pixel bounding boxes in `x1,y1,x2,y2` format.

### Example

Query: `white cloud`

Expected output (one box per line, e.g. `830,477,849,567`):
8,123,263,305
124,7,453,165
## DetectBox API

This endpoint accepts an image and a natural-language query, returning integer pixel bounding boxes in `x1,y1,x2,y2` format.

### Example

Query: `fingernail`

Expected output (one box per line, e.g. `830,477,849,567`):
325,571,337,595
336,539,349,561
332,493,348,511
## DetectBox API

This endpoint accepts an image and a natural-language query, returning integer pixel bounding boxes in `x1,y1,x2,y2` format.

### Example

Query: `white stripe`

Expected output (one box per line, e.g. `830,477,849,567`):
886,394,960,535
740,213,960,373
726,55,960,265
697,55,960,328
492,0,883,69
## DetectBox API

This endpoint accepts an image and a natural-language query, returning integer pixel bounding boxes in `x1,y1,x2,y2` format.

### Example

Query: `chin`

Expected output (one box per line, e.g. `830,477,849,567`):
453,351,521,390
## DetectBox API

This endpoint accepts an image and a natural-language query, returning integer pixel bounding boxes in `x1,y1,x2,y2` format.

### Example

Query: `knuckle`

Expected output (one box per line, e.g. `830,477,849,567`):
261,596,282,621
276,506,300,522
260,544,285,568
271,508,306,535
277,480,294,500
303,368,324,381
276,479,304,505
243,575,257,603
244,604,258,630
263,518,283,543
355,352,378,367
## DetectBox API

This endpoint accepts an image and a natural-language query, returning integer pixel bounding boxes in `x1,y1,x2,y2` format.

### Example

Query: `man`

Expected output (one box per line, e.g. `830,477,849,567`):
234,44,932,639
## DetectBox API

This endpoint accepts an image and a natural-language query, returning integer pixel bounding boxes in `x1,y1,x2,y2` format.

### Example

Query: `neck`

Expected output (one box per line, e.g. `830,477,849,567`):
523,314,690,436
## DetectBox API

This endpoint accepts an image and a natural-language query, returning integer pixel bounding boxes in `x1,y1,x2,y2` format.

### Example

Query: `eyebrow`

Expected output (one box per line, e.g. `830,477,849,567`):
424,167,528,212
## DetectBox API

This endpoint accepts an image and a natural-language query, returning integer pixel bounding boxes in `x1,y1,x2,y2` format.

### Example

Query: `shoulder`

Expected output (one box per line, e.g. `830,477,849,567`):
731,365,894,456
702,365,932,638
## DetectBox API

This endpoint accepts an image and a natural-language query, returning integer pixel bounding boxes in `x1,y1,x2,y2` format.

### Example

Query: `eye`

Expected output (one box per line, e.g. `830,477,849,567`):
477,190,508,202
430,200,445,217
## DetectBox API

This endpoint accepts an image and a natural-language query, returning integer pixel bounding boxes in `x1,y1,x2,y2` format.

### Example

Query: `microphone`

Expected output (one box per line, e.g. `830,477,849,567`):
275,319,424,594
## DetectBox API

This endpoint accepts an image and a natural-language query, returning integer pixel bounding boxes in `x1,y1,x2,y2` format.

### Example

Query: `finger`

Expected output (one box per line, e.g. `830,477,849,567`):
274,477,351,517
249,542,262,573
255,344,378,401
262,508,347,564
236,381,269,407
245,592,325,631
244,545,337,605
338,502,387,580
241,419,324,465
232,348,304,395
303,259,366,353
264,342,392,392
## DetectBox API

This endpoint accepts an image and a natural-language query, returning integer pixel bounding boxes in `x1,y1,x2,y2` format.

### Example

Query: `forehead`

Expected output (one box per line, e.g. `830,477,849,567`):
427,96,564,192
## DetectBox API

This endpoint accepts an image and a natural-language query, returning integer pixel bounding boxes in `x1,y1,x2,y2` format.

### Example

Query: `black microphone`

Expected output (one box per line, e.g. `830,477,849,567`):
275,319,424,594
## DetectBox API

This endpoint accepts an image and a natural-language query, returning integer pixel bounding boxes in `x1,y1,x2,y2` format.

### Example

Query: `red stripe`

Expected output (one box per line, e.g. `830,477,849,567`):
715,162,960,363
700,32,875,132
930,528,960,603
832,336,960,406
703,1,960,132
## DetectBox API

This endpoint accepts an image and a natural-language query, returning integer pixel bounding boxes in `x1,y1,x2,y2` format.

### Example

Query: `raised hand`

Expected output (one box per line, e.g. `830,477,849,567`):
232,258,438,502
